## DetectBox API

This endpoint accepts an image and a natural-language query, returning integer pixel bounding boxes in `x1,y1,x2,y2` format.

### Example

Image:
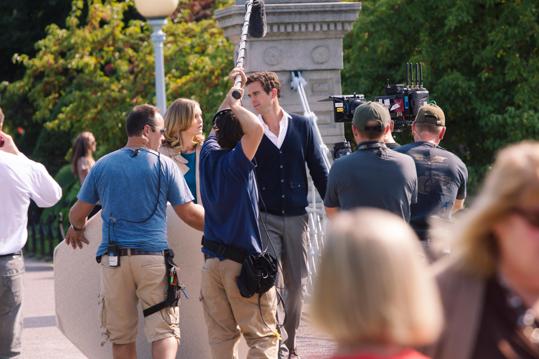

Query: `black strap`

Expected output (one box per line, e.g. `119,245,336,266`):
201,237,247,264
143,249,181,317
356,141,386,151
143,301,170,317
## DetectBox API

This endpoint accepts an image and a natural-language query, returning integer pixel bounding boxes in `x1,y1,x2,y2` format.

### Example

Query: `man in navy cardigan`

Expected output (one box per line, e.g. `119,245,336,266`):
246,71,328,359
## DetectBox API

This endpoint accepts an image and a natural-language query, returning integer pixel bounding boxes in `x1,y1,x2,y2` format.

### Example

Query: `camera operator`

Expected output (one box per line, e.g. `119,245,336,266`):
199,69,279,358
395,104,467,243
324,102,417,221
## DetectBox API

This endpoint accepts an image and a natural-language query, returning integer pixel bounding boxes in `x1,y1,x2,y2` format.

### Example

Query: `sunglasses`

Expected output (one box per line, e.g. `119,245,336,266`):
512,207,539,227
148,125,165,135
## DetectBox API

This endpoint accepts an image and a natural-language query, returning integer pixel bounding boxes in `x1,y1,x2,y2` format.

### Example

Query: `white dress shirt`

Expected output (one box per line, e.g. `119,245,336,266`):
0,151,62,254
259,110,291,149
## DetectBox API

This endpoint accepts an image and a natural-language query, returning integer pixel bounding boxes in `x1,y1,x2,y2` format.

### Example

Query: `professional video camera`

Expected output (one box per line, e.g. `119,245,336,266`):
330,63,429,131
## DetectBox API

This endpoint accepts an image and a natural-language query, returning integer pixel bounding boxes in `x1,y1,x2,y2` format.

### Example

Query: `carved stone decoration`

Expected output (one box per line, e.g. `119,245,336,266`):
311,45,330,64
216,1,361,145
263,47,283,66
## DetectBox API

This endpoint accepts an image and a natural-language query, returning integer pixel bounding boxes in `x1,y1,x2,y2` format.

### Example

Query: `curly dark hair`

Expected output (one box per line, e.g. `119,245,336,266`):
212,109,243,150
246,71,281,97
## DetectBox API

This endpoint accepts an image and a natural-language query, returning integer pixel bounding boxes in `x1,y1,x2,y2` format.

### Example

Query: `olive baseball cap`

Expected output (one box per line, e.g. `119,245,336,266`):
415,104,445,126
352,101,391,133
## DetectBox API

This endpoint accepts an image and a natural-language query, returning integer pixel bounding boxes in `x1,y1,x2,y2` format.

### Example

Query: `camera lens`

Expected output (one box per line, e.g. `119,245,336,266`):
333,141,352,160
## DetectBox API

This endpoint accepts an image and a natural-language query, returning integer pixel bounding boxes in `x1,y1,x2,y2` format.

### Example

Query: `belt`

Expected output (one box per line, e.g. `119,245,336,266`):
0,251,22,258
96,248,165,263
105,249,164,256
201,237,246,264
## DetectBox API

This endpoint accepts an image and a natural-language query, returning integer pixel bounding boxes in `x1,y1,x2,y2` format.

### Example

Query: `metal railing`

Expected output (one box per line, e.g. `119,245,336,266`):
24,209,65,259
305,195,327,295
291,71,332,296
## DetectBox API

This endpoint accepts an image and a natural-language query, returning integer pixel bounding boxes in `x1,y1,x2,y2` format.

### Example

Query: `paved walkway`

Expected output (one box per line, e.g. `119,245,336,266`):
21,258,336,358
22,259,85,359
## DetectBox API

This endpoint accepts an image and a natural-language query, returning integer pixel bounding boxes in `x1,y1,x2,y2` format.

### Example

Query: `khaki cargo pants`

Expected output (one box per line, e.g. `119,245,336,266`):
200,258,279,359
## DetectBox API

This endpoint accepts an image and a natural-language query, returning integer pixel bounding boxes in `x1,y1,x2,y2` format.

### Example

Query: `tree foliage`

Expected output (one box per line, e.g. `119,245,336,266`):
343,0,539,191
1,0,234,175
0,0,71,83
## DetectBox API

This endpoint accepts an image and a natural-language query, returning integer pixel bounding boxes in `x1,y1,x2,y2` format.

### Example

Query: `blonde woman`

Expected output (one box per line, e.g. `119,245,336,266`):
160,98,204,203
71,131,96,184
159,98,209,358
312,208,442,359
428,141,539,359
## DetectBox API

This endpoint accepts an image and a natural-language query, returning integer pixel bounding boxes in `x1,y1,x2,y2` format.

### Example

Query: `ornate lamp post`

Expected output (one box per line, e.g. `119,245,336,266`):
134,0,178,114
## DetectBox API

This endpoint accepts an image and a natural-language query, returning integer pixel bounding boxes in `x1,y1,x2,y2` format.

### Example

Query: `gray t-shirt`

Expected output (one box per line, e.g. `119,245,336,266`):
395,141,467,240
324,141,417,221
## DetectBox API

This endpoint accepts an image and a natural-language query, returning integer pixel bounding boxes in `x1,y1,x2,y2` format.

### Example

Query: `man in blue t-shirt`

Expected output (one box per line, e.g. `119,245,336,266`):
199,70,279,358
64,104,204,359
396,104,468,243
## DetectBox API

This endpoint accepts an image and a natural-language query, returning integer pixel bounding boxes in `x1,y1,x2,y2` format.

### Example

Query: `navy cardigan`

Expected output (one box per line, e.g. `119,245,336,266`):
254,113,328,216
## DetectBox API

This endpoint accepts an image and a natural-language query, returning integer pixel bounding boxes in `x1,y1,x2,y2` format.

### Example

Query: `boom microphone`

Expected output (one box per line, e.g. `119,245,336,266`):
248,0,267,38
232,0,268,99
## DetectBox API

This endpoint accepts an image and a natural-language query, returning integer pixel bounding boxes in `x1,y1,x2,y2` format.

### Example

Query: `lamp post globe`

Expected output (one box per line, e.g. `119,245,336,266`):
135,0,179,114
134,0,178,19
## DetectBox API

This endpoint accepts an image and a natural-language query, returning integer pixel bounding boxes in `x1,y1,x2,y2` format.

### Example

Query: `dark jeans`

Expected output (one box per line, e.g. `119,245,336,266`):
0,254,24,359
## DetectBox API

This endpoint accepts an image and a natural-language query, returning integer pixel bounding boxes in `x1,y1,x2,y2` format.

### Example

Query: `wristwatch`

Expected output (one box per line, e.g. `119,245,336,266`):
71,224,85,232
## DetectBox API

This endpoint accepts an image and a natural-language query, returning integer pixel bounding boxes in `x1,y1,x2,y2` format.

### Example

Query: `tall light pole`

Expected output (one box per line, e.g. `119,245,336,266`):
134,0,178,114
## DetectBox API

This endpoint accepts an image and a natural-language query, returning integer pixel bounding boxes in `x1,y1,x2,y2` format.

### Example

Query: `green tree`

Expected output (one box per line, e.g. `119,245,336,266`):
343,0,539,192
1,0,234,174
0,0,71,83
1,0,234,219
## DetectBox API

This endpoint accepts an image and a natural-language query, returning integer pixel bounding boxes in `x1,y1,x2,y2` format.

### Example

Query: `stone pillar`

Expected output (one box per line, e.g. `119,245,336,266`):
215,0,361,147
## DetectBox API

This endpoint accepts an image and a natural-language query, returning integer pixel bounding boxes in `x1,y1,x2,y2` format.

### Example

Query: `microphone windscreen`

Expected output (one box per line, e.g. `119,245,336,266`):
248,0,267,38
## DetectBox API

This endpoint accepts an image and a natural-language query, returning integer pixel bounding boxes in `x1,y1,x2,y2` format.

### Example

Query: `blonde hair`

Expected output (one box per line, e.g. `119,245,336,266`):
163,98,204,152
312,209,442,348
443,141,539,277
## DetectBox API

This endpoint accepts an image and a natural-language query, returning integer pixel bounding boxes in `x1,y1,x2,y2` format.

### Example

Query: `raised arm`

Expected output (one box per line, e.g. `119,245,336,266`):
220,68,263,160
231,94,263,160
0,130,62,207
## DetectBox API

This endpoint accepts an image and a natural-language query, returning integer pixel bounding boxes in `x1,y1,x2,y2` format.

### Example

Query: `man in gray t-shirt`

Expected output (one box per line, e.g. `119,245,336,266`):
324,102,417,221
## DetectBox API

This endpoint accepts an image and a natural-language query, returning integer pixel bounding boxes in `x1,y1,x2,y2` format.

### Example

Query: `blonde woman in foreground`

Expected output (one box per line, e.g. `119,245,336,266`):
312,208,442,359
427,141,539,359
160,98,204,203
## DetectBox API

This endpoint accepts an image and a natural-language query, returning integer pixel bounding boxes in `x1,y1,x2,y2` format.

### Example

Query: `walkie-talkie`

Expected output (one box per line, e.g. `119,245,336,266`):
108,244,120,267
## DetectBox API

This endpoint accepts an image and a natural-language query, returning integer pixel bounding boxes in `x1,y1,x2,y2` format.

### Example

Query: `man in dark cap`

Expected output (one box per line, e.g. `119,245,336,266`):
396,104,468,243
324,101,417,221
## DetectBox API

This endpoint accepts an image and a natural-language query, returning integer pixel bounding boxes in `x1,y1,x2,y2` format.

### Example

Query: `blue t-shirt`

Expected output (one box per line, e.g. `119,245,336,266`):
396,141,468,240
182,151,197,203
200,136,261,258
78,148,194,256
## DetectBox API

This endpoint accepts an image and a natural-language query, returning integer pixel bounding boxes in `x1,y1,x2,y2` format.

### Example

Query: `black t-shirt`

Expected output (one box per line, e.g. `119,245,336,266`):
325,141,417,221
396,141,467,240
